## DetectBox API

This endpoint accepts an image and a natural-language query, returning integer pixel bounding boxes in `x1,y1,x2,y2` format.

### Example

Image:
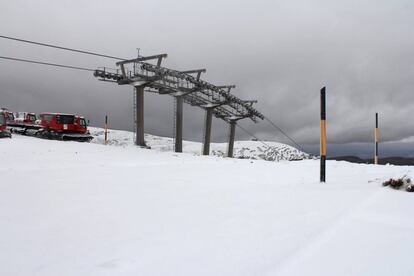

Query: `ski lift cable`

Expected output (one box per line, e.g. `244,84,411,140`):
0,55,95,72
235,123,272,149
262,115,306,152
0,35,126,60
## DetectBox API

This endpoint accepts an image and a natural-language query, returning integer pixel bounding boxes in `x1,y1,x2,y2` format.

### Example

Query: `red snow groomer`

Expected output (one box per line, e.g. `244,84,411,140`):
0,108,15,123
8,111,93,142
7,111,41,136
0,112,12,138
36,113,93,142
15,112,37,124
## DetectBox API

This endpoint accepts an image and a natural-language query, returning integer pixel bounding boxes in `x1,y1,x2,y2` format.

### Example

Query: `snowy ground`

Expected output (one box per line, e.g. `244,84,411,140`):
1,135,414,276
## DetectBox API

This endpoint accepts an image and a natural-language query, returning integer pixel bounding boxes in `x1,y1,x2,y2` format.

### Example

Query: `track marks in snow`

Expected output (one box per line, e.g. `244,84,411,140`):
269,188,386,276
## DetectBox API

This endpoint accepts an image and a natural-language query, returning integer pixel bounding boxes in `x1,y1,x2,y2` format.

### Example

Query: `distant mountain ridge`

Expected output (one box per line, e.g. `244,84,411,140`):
329,156,414,166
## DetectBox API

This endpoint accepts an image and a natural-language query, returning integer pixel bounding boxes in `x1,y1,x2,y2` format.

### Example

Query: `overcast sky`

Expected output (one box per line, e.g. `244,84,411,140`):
0,0,413,156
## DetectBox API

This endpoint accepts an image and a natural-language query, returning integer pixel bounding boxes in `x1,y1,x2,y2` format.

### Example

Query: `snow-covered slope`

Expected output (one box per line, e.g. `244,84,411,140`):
1,135,414,276
89,127,310,161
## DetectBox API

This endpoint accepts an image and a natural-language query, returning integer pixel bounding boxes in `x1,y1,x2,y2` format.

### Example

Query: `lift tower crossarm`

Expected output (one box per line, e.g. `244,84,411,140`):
242,100,258,106
175,86,202,97
200,100,229,109
181,69,206,81
181,69,206,74
96,52,264,123
217,85,236,93
217,85,236,89
115,54,168,66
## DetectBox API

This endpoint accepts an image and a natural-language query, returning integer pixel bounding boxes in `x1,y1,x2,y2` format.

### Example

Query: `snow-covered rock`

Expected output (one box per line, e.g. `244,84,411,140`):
89,127,310,161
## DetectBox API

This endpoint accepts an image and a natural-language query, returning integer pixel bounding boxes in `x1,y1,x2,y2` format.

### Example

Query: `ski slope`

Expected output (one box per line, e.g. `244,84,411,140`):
1,134,413,276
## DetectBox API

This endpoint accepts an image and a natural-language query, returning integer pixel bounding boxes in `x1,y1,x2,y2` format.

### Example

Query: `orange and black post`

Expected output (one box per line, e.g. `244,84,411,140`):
104,115,108,145
320,87,327,182
375,113,379,165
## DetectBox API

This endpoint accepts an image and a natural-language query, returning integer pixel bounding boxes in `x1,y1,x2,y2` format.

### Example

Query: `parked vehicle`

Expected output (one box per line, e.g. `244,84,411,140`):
0,108,15,123
37,113,93,141
0,113,12,138
5,109,93,142
15,112,37,124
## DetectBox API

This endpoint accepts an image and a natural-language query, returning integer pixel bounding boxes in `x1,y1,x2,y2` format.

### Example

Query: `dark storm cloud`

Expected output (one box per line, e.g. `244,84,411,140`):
0,0,414,148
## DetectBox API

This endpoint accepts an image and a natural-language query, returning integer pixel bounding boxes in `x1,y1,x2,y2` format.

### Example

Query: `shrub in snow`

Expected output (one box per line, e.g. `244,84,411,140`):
383,176,413,192
406,184,414,192
390,179,404,189
382,179,391,187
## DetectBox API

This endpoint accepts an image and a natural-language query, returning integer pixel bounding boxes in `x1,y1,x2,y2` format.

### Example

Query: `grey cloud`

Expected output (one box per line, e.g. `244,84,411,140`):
0,0,414,152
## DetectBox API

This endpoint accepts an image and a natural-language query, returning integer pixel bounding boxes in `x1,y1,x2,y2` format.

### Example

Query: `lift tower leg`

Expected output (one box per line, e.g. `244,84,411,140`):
203,108,213,155
175,96,183,153
135,85,145,147
227,120,236,158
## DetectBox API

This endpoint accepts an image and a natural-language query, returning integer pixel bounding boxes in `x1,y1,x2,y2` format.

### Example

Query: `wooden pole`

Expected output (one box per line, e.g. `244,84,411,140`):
104,115,108,145
320,87,326,182
375,113,379,165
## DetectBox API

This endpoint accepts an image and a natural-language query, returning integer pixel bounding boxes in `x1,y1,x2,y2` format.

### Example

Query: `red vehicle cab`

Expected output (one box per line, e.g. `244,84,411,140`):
38,113,92,141
15,112,37,124
1,110,15,123
0,113,11,138
39,113,86,133
0,113,6,130
75,116,88,133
